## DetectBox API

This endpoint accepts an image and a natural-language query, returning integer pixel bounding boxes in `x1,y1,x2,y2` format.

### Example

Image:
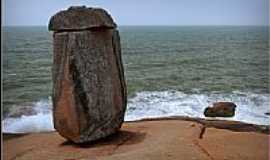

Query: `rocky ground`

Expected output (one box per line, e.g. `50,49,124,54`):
3,117,270,160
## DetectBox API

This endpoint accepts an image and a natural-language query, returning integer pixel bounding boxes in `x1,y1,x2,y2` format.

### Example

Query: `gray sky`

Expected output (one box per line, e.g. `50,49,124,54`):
3,0,269,26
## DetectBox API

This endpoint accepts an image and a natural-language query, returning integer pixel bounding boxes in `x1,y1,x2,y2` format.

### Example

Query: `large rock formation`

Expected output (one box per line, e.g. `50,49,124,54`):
49,6,127,143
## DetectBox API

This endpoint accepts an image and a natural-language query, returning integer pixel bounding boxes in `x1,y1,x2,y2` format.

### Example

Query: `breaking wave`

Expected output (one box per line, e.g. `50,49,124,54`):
3,90,270,133
3,99,53,133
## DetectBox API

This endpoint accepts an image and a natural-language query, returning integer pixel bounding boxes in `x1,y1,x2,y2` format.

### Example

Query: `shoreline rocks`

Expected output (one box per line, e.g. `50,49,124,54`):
49,6,127,143
204,102,237,117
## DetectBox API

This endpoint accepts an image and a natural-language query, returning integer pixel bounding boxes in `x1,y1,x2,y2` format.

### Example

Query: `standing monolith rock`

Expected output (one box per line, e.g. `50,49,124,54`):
49,6,127,143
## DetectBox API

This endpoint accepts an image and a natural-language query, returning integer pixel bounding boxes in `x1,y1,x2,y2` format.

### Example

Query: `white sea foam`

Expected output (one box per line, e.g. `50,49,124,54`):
3,98,54,133
3,91,270,133
125,91,270,125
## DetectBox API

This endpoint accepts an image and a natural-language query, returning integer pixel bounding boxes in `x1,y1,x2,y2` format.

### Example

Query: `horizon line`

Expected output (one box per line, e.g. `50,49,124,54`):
2,24,270,27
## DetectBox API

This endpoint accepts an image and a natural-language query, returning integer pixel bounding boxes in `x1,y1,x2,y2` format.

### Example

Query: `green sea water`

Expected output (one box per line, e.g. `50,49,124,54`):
3,26,269,117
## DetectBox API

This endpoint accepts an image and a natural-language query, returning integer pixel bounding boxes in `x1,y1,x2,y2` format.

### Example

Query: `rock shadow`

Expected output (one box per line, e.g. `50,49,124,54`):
60,130,146,148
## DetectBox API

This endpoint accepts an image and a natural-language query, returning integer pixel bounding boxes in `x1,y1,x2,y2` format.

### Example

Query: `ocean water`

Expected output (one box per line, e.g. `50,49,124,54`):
3,26,270,133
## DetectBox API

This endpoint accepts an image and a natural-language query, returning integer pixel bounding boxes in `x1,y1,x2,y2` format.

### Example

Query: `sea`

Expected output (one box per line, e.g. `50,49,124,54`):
3,26,270,133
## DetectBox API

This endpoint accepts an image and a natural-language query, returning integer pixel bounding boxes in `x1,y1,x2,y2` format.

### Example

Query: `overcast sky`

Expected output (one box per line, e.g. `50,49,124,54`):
3,0,269,26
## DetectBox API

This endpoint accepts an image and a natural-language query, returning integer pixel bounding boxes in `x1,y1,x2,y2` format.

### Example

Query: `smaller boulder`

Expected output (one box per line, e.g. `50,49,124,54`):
204,102,236,117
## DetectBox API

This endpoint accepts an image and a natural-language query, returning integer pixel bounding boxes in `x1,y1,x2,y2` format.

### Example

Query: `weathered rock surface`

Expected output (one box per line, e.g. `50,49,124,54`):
3,118,270,160
49,6,116,31
204,102,237,117
49,6,127,143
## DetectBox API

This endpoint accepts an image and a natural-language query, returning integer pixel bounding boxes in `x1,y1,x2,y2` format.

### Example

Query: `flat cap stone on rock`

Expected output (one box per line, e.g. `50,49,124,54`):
48,6,116,31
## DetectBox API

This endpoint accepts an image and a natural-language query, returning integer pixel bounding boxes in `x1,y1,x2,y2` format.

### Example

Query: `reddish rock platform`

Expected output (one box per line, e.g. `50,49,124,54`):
3,118,270,160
